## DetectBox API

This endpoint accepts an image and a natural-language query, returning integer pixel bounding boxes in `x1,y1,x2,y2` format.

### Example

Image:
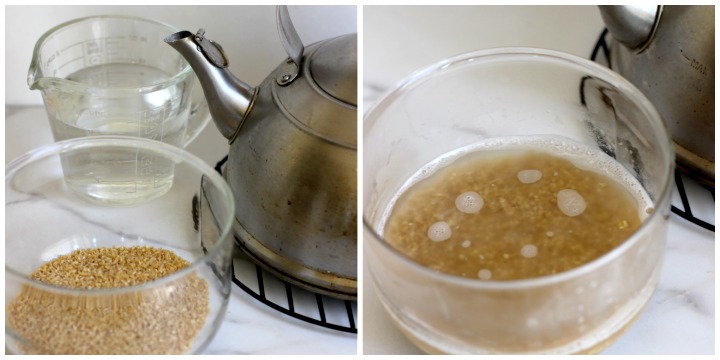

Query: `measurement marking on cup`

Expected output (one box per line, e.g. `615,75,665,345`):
84,39,103,55
55,56,85,73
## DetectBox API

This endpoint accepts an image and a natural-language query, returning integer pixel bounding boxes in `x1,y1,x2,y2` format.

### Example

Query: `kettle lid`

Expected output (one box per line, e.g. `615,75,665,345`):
308,33,357,106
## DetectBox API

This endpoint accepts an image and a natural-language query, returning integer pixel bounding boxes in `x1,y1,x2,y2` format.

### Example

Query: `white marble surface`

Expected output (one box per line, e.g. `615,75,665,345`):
5,106,358,355
362,5,715,355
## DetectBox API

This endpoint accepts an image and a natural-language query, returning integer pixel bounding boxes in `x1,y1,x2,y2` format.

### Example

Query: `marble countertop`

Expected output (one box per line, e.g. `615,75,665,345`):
5,106,358,355
362,6,714,355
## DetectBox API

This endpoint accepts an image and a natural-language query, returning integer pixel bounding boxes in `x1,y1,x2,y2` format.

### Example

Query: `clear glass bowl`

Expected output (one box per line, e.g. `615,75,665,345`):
363,47,674,354
5,136,235,354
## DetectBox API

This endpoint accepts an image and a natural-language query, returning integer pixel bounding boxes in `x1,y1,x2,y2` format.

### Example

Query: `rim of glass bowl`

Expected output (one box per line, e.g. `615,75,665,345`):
28,14,194,95
363,46,675,290
5,135,236,296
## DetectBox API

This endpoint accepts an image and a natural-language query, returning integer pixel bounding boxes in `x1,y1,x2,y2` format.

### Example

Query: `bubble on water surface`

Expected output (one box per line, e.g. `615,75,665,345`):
455,191,484,214
517,169,543,184
557,189,587,216
478,269,492,280
427,221,452,242
520,244,538,258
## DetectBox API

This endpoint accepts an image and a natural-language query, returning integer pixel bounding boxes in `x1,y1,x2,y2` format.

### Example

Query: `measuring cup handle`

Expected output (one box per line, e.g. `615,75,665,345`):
183,77,212,147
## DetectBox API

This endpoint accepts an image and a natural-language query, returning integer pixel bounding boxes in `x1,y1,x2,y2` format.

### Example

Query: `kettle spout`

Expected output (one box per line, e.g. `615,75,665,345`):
165,30,255,141
598,5,661,50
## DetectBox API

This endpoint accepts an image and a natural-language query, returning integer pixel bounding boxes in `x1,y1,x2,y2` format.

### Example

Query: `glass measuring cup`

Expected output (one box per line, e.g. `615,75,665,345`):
28,15,210,205
364,48,674,354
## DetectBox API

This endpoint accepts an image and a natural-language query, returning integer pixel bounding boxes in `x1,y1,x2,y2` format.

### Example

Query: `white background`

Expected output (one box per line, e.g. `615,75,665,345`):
5,5,357,105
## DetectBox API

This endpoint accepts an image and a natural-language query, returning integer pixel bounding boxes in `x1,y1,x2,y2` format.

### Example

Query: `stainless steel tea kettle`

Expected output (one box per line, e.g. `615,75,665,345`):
599,5,715,186
166,6,357,299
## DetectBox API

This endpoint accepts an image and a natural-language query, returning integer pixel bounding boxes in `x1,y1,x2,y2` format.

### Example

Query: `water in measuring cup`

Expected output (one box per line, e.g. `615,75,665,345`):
68,62,164,86
48,64,188,205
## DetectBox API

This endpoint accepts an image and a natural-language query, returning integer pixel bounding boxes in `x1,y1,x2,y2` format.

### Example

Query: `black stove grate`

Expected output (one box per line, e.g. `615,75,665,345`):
591,29,715,233
672,170,715,232
215,156,357,334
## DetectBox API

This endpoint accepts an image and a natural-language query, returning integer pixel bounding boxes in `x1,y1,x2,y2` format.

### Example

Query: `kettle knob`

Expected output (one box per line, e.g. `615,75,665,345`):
193,29,229,68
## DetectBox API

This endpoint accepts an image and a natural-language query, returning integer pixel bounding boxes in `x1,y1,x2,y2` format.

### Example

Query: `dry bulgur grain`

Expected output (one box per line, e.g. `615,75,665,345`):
6,246,210,355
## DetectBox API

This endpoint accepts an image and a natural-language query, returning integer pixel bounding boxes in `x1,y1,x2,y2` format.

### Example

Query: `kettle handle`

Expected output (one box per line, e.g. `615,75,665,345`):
277,5,304,67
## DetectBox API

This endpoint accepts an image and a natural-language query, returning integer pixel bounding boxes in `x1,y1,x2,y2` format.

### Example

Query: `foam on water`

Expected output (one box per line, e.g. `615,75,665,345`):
556,189,587,217
427,221,452,242
477,269,492,280
520,244,538,258
455,191,484,214
517,169,543,184
377,136,653,236
379,135,654,234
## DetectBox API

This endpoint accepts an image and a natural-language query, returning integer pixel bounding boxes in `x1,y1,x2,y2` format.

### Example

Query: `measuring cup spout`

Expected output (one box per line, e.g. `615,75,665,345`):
27,64,40,90
165,30,256,142
27,43,48,90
